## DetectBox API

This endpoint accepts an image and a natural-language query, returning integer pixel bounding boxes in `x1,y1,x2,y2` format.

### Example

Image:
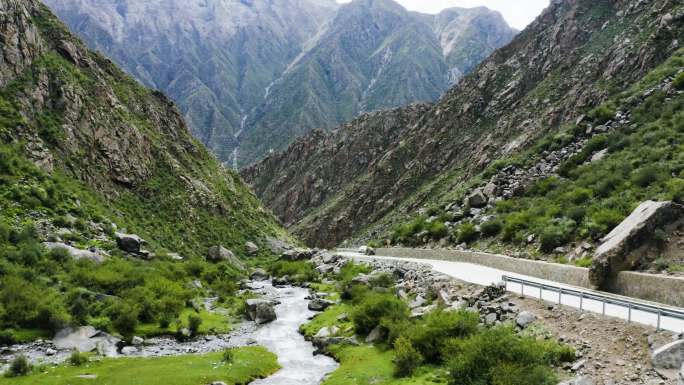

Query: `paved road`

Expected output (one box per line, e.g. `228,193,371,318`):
338,251,684,333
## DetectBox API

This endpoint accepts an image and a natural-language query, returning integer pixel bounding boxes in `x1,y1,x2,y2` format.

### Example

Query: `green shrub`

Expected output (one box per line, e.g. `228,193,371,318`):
408,310,479,364
369,273,395,288
574,256,593,268
674,72,684,90
393,336,423,378
456,223,479,244
0,329,16,346
428,221,448,239
110,304,138,339
480,219,503,237
588,104,616,124
69,351,89,366
269,261,318,284
631,164,664,187
352,293,409,336
188,314,202,336
222,348,235,363
586,208,624,238
7,355,31,377
539,219,575,252
447,327,572,385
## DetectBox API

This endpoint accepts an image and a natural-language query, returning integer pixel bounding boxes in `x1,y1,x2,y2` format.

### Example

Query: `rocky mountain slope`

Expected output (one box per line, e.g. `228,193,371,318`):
43,0,339,162
43,0,516,167
0,0,287,258
244,0,684,249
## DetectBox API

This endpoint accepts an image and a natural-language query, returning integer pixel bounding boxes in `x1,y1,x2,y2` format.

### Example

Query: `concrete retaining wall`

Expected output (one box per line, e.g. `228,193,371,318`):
374,248,684,308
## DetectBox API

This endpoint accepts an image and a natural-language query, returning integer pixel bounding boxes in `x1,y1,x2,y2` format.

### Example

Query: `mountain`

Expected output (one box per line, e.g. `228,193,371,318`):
42,0,339,162
43,0,516,167
0,0,287,258
238,0,517,165
243,0,684,250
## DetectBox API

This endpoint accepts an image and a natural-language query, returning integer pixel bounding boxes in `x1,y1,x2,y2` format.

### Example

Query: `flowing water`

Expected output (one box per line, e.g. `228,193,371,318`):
0,282,338,384
249,283,339,385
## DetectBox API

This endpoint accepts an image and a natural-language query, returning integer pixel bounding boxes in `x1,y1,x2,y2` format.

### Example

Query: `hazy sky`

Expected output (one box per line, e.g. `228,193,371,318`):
337,0,550,30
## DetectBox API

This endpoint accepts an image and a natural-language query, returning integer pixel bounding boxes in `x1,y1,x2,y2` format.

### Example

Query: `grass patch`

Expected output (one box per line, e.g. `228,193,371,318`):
0,346,279,385
323,345,447,385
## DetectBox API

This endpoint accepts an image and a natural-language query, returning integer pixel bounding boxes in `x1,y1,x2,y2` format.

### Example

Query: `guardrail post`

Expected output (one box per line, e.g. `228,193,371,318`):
558,288,562,305
580,293,584,311
539,285,543,301
602,300,606,316
520,282,524,296
628,304,632,323
657,310,661,331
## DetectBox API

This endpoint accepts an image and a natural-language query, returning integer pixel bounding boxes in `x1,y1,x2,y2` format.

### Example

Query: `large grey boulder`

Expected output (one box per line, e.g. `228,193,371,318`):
652,339,684,369
465,188,488,208
589,201,684,288
280,248,314,261
245,241,259,256
250,268,269,281
245,299,277,324
308,298,333,311
53,326,120,356
516,311,537,328
207,246,245,270
115,232,145,253
43,242,106,263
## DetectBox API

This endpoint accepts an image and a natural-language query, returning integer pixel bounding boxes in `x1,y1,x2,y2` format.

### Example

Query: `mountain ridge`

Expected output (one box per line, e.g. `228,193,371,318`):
43,0,517,167
243,0,684,248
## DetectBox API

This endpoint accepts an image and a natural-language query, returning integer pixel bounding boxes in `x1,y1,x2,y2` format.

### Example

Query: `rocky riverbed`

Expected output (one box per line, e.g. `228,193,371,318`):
0,280,338,385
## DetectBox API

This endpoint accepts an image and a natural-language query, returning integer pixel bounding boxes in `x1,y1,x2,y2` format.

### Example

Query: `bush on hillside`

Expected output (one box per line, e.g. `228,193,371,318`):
406,309,479,364
447,327,574,385
480,219,503,237
393,336,423,378
456,223,479,244
352,293,409,336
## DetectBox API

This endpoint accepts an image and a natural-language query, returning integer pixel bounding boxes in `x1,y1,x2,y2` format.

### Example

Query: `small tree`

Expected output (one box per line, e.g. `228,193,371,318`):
393,336,423,377
69,351,88,366
188,314,203,336
7,355,31,377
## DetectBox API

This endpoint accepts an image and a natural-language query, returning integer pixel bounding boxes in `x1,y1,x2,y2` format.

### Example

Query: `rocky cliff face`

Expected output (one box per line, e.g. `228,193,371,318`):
0,0,285,256
43,0,516,167
244,0,684,248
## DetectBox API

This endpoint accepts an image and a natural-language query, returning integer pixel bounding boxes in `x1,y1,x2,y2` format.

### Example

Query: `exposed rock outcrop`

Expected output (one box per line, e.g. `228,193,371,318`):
590,201,684,288
245,299,277,324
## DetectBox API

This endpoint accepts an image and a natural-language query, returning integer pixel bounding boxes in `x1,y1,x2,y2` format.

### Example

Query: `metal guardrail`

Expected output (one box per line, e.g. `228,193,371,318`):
502,275,684,331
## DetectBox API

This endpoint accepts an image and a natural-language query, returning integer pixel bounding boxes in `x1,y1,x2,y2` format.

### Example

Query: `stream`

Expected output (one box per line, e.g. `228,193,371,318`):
0,281,339,384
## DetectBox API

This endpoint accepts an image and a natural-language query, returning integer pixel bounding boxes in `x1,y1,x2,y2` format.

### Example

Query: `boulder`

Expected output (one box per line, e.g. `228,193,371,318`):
250,268,269,281
245,299,277,324
516,311,537,328
115,232,145,253
314,326,339,338
365,325,385,343
590,201,684,288
465,188,488,208
245,242,259,256
207,246,245,270
308,298,333,311
53,326,120,356
43,242,106,263
483,182,498,199
652,339,684,369
266,237,293,254
280,248,314,261
358,246,376,256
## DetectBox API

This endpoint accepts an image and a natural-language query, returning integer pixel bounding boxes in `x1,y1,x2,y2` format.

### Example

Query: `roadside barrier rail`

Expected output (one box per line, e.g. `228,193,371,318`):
502,275,684,331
